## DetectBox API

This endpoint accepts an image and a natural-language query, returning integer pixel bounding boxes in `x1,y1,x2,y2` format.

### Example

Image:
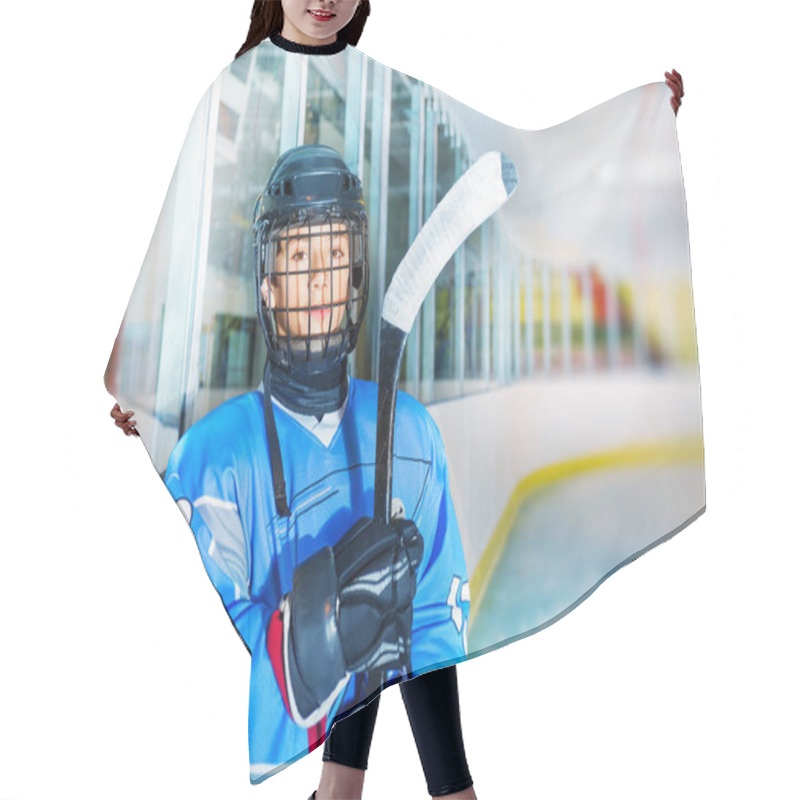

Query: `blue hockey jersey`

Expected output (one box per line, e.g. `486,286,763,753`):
165,378,470,782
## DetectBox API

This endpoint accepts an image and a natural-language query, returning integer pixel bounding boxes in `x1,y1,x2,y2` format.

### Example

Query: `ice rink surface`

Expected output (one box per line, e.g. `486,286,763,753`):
470,463,705,650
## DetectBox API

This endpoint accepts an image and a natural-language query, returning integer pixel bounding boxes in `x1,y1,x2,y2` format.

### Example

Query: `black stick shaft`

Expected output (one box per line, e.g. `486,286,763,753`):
374,319,408,524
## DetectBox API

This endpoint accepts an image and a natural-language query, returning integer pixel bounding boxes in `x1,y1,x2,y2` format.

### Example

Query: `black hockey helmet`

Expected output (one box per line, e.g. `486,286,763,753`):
253,144,368,375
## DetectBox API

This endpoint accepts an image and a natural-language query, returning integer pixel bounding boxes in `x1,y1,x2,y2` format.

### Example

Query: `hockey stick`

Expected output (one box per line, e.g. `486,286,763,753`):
374,150,518,524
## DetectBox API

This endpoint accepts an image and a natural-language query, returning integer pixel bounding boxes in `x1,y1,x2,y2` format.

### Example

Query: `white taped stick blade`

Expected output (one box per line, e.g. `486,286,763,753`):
382,151,517,333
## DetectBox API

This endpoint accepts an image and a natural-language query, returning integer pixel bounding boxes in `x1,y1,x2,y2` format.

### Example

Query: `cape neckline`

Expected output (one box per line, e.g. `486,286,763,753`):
269,32,348,55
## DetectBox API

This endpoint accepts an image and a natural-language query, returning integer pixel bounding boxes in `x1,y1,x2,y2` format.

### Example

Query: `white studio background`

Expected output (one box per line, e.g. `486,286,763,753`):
0,1,796,798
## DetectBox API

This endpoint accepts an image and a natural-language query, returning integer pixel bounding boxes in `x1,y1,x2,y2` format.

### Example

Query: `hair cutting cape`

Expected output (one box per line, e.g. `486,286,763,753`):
105,36,704,783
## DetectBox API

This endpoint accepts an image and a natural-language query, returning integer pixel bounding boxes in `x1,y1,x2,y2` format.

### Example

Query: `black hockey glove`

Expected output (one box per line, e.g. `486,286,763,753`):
269,516,423,727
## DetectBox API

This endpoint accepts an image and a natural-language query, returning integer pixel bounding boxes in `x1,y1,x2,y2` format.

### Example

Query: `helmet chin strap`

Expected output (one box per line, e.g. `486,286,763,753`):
262,361,291,518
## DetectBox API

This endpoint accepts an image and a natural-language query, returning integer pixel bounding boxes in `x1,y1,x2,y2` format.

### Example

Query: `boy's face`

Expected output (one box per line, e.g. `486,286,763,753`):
262,221,352,339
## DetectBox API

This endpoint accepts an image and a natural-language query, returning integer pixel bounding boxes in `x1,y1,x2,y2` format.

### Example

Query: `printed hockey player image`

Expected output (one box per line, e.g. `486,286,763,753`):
163,144,470,782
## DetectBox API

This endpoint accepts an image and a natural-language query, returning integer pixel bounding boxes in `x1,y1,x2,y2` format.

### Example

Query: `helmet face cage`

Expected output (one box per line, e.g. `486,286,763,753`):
255,207,368,375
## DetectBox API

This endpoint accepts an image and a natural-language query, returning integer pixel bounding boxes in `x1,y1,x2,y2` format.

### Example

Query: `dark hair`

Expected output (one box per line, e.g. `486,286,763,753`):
236,1,371,59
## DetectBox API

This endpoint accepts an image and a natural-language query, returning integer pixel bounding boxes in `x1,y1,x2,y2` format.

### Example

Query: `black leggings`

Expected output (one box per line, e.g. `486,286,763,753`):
322,665,472,797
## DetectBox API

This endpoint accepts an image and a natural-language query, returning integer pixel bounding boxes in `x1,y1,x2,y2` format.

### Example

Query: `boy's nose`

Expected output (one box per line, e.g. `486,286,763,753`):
309,259,330,290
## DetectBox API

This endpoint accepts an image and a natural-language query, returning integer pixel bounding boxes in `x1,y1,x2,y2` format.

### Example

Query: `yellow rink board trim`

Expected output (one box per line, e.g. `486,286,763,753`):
467,436,705,623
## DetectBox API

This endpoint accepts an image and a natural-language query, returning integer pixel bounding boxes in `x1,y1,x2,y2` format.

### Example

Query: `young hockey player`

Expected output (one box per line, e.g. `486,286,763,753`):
163,141,471,787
